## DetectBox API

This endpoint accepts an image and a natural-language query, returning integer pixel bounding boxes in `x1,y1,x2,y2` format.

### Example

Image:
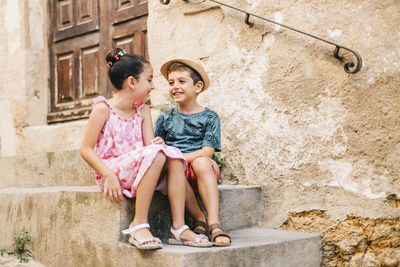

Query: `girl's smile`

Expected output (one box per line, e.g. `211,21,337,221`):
134,64,155,102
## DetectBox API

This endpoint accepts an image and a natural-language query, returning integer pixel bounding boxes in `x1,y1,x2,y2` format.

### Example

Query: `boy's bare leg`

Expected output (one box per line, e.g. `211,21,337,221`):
132,152,165,244
166,158,208,243
192,157,230,244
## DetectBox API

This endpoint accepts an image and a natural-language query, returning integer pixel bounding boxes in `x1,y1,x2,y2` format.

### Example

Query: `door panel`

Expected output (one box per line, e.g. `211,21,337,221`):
111,14,147,56
112,0,148,24
48,0,148,123
81,45,100,98
54,0,99,42
56,52,74,103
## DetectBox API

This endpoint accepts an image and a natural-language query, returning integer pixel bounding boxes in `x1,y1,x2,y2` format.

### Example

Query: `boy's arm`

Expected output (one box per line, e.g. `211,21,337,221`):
153,113,166,140
153,112,167,145
184,146,215,163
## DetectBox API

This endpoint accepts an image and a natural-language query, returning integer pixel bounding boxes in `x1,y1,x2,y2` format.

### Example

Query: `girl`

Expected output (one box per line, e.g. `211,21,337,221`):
80,48,211,250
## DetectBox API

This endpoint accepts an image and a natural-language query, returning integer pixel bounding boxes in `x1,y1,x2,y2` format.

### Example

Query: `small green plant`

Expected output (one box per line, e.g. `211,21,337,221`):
13,227,31,263
215,153,226,185
153,95,175,112
1,227,32,263
215,153,226,171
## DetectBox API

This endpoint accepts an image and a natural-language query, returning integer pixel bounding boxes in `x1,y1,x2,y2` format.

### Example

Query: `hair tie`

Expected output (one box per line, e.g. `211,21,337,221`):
108,50,127,68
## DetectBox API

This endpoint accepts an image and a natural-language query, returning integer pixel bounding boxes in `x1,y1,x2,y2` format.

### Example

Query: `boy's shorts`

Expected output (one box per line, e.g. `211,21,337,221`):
186,156,220,192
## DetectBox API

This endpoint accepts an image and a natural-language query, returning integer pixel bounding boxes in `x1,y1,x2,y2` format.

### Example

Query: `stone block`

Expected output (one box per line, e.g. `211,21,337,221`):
0,150,93,188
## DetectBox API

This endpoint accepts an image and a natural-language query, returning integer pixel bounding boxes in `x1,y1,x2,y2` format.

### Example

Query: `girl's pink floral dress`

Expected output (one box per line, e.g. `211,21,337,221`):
93,96,186,198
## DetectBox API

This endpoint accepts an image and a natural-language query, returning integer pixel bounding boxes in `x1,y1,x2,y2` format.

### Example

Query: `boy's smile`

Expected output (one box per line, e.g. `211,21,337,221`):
168,70,202,105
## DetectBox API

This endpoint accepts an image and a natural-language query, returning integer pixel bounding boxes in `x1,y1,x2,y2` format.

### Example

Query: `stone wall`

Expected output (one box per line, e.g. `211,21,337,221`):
0,0,49,156
281,210,400,266
0,0,87,156
148,0,400,265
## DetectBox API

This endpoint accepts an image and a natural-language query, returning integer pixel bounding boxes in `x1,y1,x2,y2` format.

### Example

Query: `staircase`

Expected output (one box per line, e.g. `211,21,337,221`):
0,150,321,267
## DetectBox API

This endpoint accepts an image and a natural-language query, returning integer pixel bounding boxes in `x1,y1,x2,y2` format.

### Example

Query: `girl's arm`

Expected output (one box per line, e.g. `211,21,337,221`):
141,104,158,146
184,146,215,163
80,103,123,203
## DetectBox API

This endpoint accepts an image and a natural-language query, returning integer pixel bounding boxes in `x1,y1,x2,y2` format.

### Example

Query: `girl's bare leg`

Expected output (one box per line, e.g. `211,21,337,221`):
192,157,230,244
131,152,165,244
184,179,207,232
166,158,208,243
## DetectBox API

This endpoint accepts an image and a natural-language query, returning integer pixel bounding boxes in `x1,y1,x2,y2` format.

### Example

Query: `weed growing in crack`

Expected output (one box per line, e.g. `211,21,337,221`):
1,227,33,263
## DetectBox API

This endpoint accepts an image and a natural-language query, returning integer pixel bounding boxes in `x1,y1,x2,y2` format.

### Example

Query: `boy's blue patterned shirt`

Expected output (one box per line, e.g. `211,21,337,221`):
154,106,221,154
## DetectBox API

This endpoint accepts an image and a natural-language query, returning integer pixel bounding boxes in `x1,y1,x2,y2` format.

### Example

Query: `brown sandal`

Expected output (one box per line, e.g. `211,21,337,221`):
208,223,231,246
192,220,208,235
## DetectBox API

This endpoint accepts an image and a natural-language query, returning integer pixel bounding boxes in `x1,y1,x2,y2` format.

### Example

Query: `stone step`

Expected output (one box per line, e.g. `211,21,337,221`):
0,150,93,188
0,185,260,246
113,228,321,267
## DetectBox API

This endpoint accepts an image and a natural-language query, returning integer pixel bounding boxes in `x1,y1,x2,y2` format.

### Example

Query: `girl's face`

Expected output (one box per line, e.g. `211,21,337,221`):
133,64,155,102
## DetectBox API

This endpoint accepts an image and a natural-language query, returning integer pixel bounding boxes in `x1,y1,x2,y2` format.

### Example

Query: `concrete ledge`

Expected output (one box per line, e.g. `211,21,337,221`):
0,150,93,188
0,184,260,242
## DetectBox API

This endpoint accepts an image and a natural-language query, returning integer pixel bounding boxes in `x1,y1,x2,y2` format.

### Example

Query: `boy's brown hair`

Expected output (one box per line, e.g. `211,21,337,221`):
167,62,203,88
160,59,210,91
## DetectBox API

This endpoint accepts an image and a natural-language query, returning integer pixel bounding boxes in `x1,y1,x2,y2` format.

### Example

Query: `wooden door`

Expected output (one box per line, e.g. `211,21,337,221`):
48,0,148,123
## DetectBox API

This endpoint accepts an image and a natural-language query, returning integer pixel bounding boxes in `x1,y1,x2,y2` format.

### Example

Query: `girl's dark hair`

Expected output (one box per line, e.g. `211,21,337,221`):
105,48,149,90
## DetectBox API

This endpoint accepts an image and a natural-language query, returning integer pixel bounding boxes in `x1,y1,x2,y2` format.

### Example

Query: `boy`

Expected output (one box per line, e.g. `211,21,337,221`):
154,59,231,246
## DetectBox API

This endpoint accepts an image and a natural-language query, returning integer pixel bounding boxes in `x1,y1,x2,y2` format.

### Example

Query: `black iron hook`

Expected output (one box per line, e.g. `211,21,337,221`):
245,13,254,27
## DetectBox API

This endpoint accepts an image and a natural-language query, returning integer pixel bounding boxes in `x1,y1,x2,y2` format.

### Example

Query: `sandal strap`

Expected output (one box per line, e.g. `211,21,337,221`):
208,223,231,242
209,230,231,242
170,225,189,241
208,223,223,233
194,234,208,243
193,220,208,229
193,220,208,234
137,237,162,245
121,223,150,235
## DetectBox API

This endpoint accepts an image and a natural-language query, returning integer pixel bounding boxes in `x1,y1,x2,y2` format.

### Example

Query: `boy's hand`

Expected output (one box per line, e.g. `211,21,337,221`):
151,137,166,145
103,172,123,204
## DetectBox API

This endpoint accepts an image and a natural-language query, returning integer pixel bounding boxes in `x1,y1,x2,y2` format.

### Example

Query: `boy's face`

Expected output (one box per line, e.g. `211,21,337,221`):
167,70,203,105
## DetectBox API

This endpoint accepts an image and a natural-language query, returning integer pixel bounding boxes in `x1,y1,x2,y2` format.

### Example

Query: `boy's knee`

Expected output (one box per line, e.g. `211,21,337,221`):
191,157,212,173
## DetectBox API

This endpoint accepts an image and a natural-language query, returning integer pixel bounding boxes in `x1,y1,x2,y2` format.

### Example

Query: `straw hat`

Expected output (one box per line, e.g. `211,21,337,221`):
160,59,210,91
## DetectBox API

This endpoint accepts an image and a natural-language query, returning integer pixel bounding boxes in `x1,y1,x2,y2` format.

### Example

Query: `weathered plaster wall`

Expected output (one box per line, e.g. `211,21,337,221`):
0,0,49,156
0,0,87,156
148,1,400,265
0,0,398,265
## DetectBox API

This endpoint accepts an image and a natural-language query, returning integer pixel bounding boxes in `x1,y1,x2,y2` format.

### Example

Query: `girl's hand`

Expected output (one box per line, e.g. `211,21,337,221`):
151,136,165,145
103,172,124,203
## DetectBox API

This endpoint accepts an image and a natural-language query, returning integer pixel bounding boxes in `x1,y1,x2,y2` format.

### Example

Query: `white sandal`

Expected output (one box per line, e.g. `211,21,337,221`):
121,223,162,250
167,225,212,247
